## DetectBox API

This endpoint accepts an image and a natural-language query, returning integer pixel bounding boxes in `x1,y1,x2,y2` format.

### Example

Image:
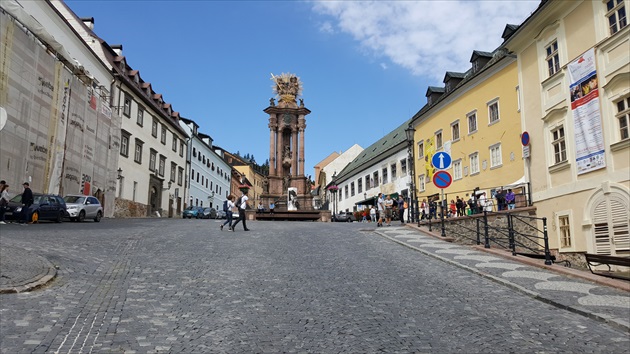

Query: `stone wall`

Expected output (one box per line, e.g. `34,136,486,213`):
113,198,148,218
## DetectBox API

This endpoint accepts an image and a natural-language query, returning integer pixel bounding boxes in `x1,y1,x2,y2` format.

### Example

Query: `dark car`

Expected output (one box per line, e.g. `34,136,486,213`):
200,207,217,219
182,206,204,219
5,193,67,223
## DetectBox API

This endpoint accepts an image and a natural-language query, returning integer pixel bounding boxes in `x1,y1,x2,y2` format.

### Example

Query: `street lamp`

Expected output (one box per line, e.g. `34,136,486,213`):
405,123,416,223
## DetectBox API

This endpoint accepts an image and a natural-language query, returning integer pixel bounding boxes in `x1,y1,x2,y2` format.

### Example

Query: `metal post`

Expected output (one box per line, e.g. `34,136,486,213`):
527,181,533,207
440,190,446,237
483,210,490,248
542,217,552,265
476,218,481,245
428,215,432,232
508,213,516,255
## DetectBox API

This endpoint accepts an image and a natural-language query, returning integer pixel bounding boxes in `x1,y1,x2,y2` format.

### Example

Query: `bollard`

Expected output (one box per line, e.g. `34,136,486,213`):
542,217,552,265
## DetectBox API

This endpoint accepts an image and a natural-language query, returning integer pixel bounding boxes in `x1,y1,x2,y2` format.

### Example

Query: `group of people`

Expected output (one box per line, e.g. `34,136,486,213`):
0,180,33,225
220,190,250,232
257,201,276,214
359,193,407,227
419,188,517,220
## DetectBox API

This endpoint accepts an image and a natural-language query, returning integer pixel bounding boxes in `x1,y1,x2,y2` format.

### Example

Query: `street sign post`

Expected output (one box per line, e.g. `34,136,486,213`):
431,152,452,170
432,170,452,189
521,131,530,146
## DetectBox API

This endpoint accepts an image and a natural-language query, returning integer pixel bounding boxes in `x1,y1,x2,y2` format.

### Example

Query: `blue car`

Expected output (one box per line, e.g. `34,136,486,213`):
182,206,203,219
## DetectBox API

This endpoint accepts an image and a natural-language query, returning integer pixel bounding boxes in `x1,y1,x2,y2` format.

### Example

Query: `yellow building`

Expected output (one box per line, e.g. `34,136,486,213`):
410,50,524,207
503,0,629,258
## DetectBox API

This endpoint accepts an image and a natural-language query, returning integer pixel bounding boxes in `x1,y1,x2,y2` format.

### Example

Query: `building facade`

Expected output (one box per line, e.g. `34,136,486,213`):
332,124,411,218
503,0,630,257
179,117,231,210
410,49,524,209
1,0,120,216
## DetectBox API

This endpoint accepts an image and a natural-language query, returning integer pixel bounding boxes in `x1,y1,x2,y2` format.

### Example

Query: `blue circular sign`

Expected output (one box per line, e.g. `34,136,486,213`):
521,131,530,146
431,152,452,170
432,171,452,189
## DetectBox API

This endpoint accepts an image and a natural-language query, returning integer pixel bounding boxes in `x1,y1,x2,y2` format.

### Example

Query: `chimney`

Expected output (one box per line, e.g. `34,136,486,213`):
111,44,123,56
81,17,94,30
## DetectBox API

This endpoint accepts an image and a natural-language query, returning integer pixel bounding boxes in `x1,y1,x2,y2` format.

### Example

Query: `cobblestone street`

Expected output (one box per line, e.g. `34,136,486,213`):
0,219,628,353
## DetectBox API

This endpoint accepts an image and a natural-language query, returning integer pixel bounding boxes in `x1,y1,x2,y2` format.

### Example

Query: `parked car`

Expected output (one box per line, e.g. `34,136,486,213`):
215,210,226,219
5,193,67,223
200,207,217,219
182,206,204,219
63,195,103,222
333,212,356,222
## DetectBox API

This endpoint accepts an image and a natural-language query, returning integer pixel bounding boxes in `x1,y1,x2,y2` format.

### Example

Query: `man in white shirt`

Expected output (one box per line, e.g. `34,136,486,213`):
376,193,384,227
231,190,250,231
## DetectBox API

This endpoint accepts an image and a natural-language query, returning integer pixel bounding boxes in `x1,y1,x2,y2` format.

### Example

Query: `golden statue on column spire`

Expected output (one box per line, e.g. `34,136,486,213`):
271,73,303,106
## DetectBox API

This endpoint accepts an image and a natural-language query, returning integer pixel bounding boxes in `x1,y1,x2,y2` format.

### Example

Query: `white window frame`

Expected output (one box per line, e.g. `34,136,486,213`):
382,166,388,184
390,162,397,180
469,152,480,175
606,0,628,35
615,96,629,141
451,120,460,142
489,143,502,169
546,40,560,77
123,93,131,117
453,159,462,180
418,174,426,192
134,139,143,164
417,140,425,160
149,149,157,172
487,98,500,125
435,130,443,150
400,158,407,176
152,118,158,138
467,110,478,134
159,155,166,177
551,125,567,165
120,133,130,157
137,106,144,126
160,124,167,145
556,211,574,251
350,182,355,197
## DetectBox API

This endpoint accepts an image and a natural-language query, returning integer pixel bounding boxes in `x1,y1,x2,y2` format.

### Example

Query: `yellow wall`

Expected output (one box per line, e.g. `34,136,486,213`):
413,60,524,201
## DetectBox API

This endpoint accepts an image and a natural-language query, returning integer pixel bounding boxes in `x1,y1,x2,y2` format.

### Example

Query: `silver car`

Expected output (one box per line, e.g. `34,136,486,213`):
63,195,103,222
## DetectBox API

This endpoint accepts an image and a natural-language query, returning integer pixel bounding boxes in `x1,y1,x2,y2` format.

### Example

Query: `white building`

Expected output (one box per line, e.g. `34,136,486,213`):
1,0,119,217
179,118,231,210
49,3,190,217
331,122,413,220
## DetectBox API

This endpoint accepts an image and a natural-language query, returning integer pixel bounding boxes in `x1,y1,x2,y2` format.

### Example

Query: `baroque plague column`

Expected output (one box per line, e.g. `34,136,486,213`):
262,73,312,210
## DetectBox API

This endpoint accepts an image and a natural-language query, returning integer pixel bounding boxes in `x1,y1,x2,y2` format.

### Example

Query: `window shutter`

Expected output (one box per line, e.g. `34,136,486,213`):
610,197,630,255
593,199,611,255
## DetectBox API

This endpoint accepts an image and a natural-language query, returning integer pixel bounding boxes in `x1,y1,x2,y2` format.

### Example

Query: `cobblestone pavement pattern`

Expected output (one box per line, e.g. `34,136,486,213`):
0,219,628,353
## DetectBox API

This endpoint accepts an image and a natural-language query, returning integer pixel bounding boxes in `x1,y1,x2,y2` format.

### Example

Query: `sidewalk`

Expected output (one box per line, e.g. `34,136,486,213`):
375,224,630,332
0,244,57,294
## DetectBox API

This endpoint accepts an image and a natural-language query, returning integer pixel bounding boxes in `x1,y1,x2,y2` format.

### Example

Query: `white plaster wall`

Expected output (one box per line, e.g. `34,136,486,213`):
336,148,411,213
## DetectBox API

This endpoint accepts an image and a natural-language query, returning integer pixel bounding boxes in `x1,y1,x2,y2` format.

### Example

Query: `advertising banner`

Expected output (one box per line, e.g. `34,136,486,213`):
568,48,605,175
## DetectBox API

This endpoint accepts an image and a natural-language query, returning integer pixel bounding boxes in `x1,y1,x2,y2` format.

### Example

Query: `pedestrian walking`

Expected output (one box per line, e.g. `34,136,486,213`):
0,183,9,224
384,194,394,226
370,206,376,223
220,195,235,231
376,193,384,227
495,188,506,211
421,199,428,220
397,195,405,224
231,190,250,231
449,200,457,218
269,201,275,215
20,182,34,225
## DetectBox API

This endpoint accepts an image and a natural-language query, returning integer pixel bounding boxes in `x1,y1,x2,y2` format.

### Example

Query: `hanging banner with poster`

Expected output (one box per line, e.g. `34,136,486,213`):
568,48,605,175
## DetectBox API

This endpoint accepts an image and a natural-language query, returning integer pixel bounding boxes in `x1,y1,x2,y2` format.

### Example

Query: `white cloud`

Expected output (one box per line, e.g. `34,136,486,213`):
319,21,334,34
312,1,539,82
380,62,388,70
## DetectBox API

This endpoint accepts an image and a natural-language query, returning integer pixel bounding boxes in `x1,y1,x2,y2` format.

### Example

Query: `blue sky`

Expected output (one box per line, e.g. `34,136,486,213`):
65,0,539,176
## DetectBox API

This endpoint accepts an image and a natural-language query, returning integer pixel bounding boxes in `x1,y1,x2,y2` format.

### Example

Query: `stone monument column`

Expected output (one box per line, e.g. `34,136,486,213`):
298,117,306,176
292,127,298,176
268,117,277,176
